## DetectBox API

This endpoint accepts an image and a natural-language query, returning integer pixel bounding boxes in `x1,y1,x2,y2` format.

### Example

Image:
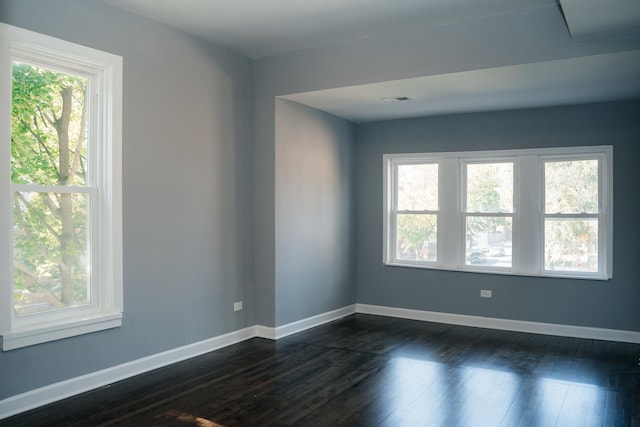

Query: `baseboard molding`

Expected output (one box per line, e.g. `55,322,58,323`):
356,304,640,344
0,305,357,420
254,324,276,340
273,304,357,339
254,305,357,340
0,326,257,420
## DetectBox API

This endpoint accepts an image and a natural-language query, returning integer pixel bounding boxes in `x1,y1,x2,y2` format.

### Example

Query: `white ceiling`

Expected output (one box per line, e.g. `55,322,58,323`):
283,50,640,123
103,0,640,122
104,0,552,59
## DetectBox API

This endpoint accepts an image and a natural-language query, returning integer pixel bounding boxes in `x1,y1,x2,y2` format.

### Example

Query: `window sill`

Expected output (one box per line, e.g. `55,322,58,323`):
384,261,610,281
1,312,122,351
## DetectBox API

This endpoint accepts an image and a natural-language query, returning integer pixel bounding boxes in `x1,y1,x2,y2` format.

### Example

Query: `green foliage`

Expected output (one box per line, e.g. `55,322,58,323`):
465,163,513,244
395,164,438,260
11,61,89,313
396,214,436,260
544,160,599,271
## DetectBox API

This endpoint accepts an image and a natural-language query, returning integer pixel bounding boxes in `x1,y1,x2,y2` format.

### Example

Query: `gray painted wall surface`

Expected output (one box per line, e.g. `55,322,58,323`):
275,100,356,326
355,100,640,332
0,0,253,399
2,0,640,408
252,3,640,327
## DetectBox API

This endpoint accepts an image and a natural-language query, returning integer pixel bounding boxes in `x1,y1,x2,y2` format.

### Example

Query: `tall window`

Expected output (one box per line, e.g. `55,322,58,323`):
390,162,438,264
0,24,122,350
543,158,601,274
463,161,514,268
383,146,612,280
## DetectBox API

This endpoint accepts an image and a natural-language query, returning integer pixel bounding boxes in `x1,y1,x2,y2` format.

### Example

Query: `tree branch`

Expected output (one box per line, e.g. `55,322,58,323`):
12,193,33,240
70,83,87,184
20,117,60,178
16,192,61,243
36,105,56,128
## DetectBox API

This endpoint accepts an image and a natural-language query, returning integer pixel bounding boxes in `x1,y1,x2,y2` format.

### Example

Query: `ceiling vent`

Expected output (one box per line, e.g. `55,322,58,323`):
382,96,411,103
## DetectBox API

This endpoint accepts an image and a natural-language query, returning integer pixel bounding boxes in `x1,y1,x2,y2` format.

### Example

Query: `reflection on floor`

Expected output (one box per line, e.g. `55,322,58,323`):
3,314,639,426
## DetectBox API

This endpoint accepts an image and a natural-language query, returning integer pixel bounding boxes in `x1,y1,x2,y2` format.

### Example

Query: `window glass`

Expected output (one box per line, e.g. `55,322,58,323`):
465,217,512,267
464,162,513,268
544,218,598,273
396,213,437,261
11,62,88,187
397,163,438,211
11,61,92,318
466,162,513,213
545,160,598,214
13,191,91,315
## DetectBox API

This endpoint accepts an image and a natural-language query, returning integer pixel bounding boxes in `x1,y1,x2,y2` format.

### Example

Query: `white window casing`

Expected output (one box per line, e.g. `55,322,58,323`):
383,145,613,280
0,23,123,350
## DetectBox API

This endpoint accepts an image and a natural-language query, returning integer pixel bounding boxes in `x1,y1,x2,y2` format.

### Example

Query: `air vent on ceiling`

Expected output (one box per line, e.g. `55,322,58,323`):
382,96,411,103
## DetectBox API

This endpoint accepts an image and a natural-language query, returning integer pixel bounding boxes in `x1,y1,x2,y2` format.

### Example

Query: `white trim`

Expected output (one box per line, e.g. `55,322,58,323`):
272,304,357,339
383,145,613,280
0,326,257,420
0,305,356,419
0,22,123,349
254,325,276,340
356,304,640,344
1,313,122,351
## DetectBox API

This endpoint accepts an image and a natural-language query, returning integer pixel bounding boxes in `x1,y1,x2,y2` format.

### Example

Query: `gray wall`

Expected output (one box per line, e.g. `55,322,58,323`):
252,2,640,327
2,0,640,407
0,0,253,399
275,100,356,326
356,100,640,332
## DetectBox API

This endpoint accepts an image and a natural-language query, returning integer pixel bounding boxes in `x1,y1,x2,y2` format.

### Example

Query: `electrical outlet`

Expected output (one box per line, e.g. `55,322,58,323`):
233,301,243,311
480,290,492,298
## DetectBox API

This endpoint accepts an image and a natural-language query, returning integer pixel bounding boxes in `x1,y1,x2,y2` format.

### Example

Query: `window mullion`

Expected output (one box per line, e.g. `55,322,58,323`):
518,155,541,275
439,158,459,268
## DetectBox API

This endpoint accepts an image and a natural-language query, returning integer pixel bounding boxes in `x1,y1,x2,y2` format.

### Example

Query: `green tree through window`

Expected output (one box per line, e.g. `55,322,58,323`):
11,62,90,315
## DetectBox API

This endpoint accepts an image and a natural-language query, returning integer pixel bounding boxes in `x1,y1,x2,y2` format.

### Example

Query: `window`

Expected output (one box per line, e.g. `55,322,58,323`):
391,162,438,264
384,146,612,280
0,23,122,350
543,158,602,275
463,161,514,269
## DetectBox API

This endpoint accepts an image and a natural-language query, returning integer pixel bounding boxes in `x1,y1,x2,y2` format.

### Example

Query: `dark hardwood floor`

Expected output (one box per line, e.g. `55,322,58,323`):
3,314,640,426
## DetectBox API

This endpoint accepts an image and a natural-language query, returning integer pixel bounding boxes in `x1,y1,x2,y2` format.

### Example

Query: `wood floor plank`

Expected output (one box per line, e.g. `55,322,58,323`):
2,314,639,427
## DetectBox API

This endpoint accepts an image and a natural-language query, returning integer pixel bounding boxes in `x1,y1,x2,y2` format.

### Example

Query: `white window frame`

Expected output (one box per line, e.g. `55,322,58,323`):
0,23,123,350
541,153,610,279
461,158,516,273
387,160,439,266
383,146,613,280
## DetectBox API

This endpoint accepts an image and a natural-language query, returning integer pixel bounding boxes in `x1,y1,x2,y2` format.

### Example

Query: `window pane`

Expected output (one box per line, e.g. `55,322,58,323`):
465,216,512,267
397,163,438,211
13,191,90,316
545,219,598,272
545,160,598,214
466,162,513,213
11,61,88,186
396,214,437,261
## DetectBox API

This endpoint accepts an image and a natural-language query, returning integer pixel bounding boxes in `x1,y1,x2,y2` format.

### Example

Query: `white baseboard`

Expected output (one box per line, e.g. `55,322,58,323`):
0,304,356,420
356,303,640,344
254,324,276,340
272,304,357,339
0,326,257,420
